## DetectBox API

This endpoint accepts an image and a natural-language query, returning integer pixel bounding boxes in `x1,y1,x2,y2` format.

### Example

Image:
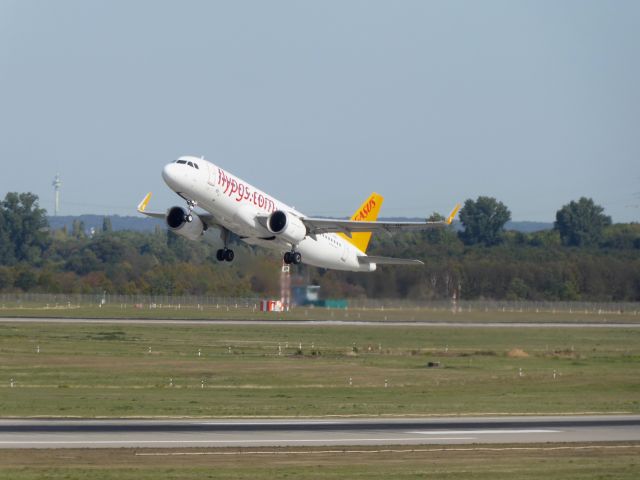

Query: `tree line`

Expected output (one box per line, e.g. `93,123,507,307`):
0,192,638,301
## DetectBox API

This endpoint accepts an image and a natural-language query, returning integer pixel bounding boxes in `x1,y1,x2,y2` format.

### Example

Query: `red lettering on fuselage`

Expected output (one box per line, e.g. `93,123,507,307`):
217,168,276,213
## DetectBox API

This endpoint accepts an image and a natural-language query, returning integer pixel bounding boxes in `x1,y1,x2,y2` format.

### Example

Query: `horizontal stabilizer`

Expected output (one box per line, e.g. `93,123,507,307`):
358,255,424,266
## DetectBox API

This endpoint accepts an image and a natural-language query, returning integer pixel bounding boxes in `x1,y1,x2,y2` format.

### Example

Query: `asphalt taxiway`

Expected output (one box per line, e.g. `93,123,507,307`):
1,415,638,449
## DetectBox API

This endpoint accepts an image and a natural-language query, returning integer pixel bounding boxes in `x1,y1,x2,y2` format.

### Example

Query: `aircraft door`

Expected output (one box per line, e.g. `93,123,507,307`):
208,163,217,187
341,242,348,262
208,163,221,200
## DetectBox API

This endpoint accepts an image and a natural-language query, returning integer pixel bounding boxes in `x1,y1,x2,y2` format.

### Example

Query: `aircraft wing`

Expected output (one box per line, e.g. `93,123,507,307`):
357,255,424,266
137,192,165,219
136,192,219,227
302,203,460,237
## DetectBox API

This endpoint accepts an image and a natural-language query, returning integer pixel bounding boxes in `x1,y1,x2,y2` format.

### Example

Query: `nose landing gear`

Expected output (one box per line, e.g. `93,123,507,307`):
185,199,197,222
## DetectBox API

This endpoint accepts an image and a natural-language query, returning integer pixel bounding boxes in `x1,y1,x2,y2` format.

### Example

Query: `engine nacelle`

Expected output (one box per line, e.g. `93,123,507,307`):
166,206,205,241
267,210,307,245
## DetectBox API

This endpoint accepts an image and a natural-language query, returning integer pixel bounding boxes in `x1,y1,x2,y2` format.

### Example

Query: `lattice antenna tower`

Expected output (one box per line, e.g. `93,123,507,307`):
52,173,62,216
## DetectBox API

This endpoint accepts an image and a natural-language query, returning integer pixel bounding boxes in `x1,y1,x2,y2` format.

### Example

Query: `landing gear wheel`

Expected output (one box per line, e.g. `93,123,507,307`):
217,248,235,262
185,199,197,223
284,252,301,265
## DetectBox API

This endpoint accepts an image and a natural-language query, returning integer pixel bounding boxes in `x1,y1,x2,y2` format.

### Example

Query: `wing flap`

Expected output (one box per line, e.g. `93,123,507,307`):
304,218,442,234
302,203,460,236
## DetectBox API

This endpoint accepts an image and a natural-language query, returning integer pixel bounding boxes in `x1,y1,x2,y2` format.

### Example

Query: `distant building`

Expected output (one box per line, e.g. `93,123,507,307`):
292,285,348,309
292,285,320,305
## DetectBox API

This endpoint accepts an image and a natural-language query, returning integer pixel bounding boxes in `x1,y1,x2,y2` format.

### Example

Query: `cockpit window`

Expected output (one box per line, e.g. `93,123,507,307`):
176,159,199,168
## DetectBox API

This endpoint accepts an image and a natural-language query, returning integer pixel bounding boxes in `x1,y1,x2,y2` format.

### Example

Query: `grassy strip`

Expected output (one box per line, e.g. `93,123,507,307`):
0,322,638,417
0,443,639,479
1,303,639,323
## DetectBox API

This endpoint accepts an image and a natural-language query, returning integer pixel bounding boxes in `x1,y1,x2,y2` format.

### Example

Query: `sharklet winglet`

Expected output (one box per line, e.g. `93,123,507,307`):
137,192,152,213
446,203,461,225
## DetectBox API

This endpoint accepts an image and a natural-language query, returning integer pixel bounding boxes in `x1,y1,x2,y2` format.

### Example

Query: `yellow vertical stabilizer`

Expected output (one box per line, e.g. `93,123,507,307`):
338,192,384,253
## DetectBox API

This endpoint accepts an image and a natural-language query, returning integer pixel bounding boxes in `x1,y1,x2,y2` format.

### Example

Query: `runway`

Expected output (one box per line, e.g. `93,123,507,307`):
1,415,639,448
2,317,639,328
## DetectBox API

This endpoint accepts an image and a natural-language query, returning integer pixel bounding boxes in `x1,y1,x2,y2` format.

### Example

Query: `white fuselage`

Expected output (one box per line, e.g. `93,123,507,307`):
162,156,376,272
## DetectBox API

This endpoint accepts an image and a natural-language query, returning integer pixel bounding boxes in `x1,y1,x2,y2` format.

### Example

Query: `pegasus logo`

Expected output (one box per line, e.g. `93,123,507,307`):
354,199,376,221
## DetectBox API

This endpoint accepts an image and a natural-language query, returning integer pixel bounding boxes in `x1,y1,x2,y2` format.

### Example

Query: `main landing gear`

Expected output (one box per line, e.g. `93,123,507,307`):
283,251,302,265
217,227,234,262
216,248,234,262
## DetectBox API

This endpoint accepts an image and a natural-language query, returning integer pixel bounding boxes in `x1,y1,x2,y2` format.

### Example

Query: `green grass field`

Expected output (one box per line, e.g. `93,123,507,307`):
1,301,639,323
0,321,638,417
1,444,638,479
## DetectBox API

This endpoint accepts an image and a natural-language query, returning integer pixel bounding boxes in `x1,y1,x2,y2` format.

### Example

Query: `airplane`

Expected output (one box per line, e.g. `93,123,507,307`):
137,155,460,272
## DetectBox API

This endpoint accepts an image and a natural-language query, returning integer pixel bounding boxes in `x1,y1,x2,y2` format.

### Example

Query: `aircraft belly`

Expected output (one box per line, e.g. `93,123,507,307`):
298,238,361,271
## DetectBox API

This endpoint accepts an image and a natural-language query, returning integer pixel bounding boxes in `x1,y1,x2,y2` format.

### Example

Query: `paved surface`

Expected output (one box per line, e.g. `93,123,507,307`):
1,317,639,328
1,415,638,448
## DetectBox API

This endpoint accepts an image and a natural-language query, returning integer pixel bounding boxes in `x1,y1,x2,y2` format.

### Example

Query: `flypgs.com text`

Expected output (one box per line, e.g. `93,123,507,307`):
217,169,276,213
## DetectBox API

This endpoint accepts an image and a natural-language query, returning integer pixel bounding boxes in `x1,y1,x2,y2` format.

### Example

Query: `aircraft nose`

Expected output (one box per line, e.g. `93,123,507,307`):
162,162,180,188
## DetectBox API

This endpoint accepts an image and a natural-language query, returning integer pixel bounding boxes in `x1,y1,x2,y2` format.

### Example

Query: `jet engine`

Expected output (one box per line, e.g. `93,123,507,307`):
166,206,205,241
267,210,307,244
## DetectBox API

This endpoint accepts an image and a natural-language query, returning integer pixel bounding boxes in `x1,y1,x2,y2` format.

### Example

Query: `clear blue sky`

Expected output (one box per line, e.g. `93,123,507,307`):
1,0,638,221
